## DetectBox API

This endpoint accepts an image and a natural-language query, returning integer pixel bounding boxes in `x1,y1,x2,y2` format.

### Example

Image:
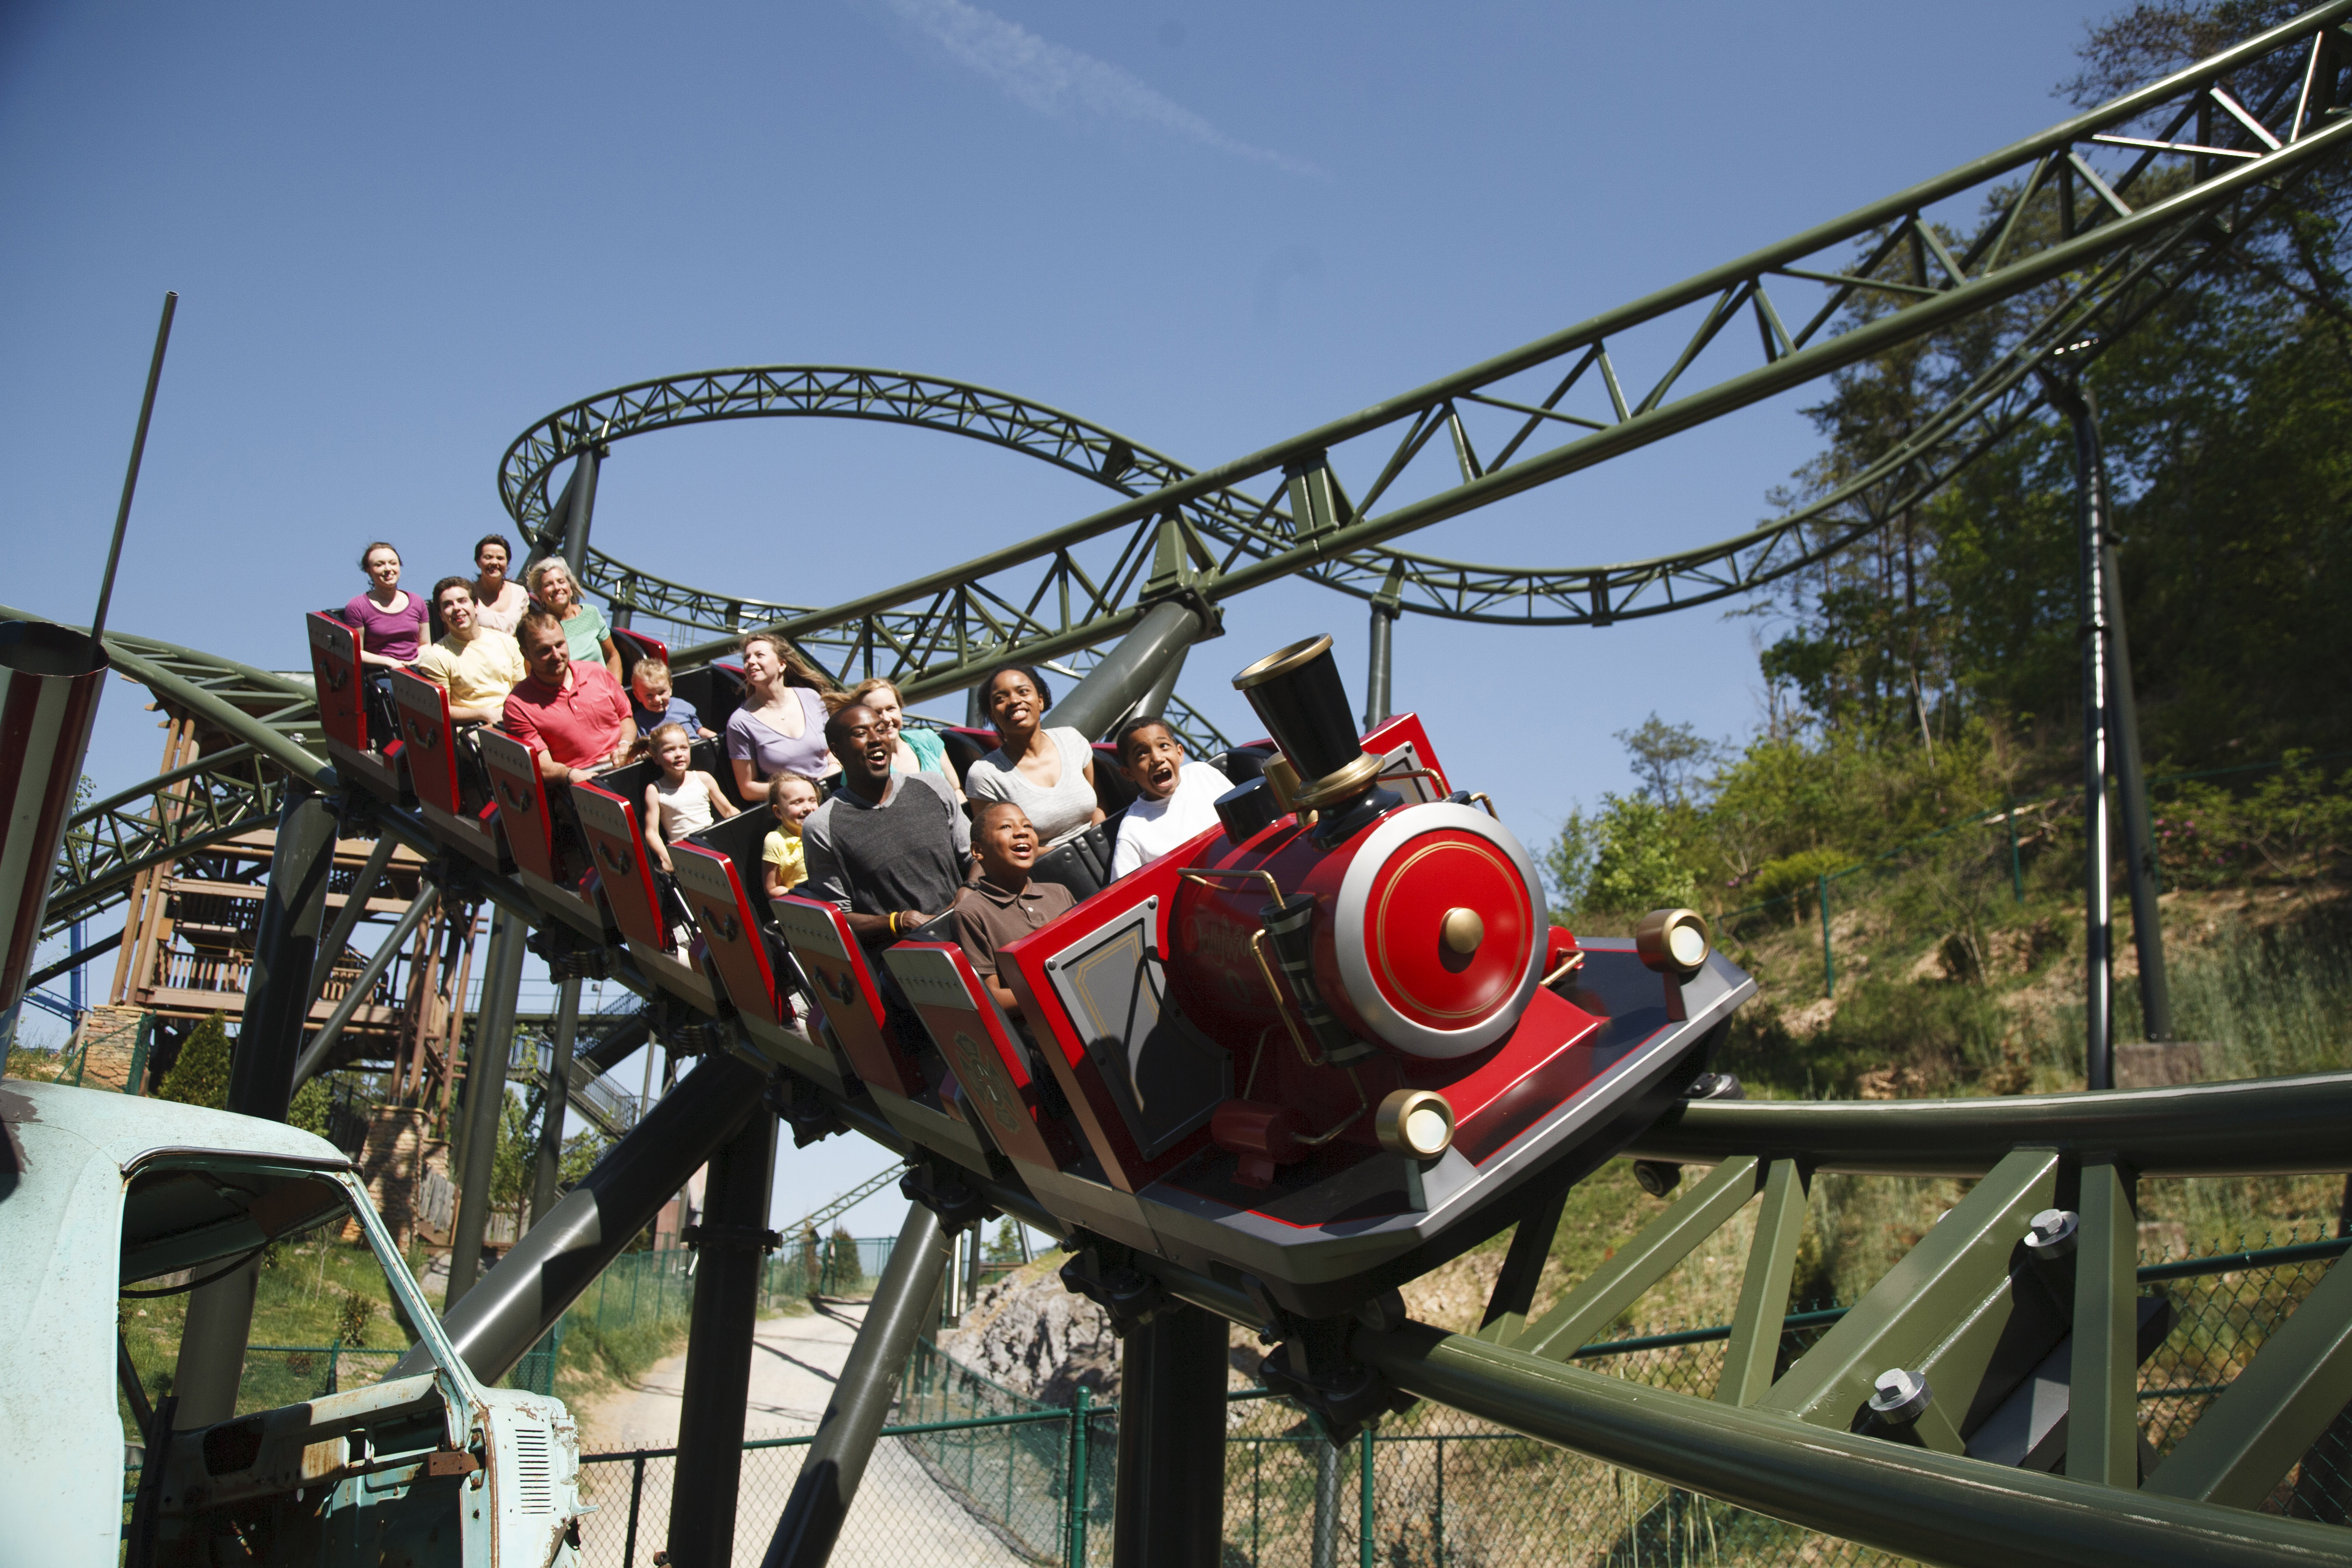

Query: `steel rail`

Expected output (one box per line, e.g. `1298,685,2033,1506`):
496,3,2352,686
1353,1320,2352,1568
1622,1070,2352,1177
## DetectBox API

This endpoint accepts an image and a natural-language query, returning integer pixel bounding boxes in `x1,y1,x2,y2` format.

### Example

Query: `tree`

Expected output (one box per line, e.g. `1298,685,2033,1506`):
1614,715,1718,808
984,1219,1025,1264
155,1012,232,1108
1543,795,1698,915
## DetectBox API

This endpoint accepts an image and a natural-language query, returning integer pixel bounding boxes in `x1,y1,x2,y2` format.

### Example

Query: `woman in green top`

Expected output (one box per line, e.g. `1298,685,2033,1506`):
525,557,622,684
843,677,965,799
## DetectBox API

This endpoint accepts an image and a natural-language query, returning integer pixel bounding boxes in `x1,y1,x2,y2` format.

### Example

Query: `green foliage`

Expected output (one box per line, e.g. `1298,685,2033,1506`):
825,1224,863,1287
1544,794,1698,917
984,1219,1025,1264
155,1012,232,1108
2155,752,2352,886
1614,713,1718,808
288,1077,333,1137
1742,848,1851,921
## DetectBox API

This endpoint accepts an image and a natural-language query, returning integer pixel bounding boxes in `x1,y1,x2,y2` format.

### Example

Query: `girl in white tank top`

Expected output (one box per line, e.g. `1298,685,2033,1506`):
643,724,739,872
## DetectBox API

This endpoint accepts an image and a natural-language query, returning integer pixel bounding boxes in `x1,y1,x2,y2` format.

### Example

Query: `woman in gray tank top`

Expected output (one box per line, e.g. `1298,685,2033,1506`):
962,663,1105,850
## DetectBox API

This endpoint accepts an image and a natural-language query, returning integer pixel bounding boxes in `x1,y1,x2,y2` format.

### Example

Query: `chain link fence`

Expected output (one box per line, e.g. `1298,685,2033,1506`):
566,1230,2347,1566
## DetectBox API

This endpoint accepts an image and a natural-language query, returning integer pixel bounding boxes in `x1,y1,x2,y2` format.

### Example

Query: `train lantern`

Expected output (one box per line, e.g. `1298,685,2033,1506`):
913,634,1756,1318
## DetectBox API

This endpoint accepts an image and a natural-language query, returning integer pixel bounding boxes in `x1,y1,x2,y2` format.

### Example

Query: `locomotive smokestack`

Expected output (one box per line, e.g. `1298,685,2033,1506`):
1232,634,1397,843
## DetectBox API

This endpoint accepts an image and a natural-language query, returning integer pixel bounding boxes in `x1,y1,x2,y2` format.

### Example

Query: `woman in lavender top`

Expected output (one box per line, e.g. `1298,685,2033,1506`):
726,632,840,797
344,542,429,668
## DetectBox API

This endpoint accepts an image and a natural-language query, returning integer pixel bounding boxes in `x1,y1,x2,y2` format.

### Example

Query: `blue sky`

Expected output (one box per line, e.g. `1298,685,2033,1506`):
3,0,2121,1232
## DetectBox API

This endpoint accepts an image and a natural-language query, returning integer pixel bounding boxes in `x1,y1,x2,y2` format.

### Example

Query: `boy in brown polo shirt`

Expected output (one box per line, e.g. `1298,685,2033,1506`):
953,800,1076,1027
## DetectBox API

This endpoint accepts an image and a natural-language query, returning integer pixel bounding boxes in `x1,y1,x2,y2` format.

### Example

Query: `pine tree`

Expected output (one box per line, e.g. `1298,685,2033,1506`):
155,1013,233,1108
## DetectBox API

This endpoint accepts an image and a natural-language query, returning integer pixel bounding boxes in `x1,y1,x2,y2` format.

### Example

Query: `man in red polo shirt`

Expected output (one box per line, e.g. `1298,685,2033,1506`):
503,611,636,782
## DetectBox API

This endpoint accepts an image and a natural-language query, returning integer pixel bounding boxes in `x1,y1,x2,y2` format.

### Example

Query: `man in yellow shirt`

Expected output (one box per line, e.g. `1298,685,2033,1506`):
415,577,528,724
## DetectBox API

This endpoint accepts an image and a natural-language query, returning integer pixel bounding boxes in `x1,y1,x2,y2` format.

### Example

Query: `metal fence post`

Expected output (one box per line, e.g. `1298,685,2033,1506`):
1817,873,1834,998
1433,1436,1445,1568
1359,1428,1375,1568
1070,1384,1091,1568
2006,798,2024,904
624,1453,646,1568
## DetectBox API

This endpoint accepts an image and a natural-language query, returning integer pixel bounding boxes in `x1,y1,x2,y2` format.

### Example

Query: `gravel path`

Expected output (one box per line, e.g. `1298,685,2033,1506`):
576,1302,1036,1567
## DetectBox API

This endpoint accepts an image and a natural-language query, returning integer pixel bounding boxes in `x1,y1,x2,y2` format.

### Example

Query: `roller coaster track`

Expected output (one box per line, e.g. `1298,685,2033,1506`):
17,16,2352,1562
496,2,2352,698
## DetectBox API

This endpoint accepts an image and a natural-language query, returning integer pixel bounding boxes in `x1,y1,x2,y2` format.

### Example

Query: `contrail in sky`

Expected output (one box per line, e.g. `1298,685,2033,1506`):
871,0,1320,176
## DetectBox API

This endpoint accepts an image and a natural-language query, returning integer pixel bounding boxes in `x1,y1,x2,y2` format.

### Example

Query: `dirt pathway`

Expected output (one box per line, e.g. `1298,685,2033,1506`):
574,1302,1035,1567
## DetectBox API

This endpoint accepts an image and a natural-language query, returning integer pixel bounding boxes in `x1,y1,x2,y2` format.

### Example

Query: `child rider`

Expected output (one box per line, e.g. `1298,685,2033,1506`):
762,771,823,899
953,801,1074,1027
1108,716,1233,879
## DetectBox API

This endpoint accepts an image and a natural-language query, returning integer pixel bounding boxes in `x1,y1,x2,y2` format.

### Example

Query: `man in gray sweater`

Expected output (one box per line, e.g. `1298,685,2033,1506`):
802,703,971,948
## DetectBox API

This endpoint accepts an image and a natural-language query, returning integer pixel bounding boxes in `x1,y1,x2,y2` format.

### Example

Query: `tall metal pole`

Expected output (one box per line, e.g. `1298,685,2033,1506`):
2100,533,2172,1042
561,446,601,578
2042,368,2117,1088
90,291,177,647
668,1109,779,1566
174,781,335,1430
761,1202,953,1568
1363,563,1404,731
1112,1303,1227,1568
530,975,581,1223
448,907,527,1310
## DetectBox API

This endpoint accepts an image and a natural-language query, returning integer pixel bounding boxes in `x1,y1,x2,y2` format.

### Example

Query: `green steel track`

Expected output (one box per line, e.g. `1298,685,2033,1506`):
18,20,2352,1559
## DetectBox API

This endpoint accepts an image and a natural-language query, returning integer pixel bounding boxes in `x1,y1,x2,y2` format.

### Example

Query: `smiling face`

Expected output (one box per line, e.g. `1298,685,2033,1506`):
475,541,509,586
632,668,671,706
827,704,895,789
521,620,571,686
772,776,821,828
985,670,1042,738
535,562,576,611
974,802,1039,881
739,639,780,691
656,731,693,776
863,685,904,738
1121,723,1186,801
436,584,475,635
363,547,402,591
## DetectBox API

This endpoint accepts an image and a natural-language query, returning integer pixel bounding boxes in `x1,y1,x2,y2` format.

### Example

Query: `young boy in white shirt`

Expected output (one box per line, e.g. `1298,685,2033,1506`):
1108,717,1233,879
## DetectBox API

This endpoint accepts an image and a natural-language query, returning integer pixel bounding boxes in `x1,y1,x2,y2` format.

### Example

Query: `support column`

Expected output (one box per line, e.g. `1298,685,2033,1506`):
531,975,582,1224
669,1110,780,1566
390,1052,767,1387
306,832,396,1002
2043,369,2115,1091
2102,549,2172,1042
560,446,600,577
1363,564,1404,731
1043,598,1215,741
761,1203,953,1568
447,906,528,1311
1111,1303,1227,1568
174,782,337,1429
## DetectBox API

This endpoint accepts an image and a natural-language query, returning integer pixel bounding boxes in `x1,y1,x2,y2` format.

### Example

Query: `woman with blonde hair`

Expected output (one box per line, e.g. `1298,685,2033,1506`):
726,631,839,798
524,556,622,683
836,676,964,800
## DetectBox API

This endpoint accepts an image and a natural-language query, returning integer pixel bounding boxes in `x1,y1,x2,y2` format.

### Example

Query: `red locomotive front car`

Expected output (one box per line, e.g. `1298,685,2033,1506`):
900,633,1754,1320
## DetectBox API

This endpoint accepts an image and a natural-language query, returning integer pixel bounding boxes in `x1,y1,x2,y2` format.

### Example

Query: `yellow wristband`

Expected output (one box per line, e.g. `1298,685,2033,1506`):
888,911,900,935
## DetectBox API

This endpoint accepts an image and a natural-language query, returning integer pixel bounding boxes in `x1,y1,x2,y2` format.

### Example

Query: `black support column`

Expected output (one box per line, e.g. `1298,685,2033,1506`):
669,1108,780,1566
762,1202,953,1568
174,783,337,1428
1111,1303,1227,1568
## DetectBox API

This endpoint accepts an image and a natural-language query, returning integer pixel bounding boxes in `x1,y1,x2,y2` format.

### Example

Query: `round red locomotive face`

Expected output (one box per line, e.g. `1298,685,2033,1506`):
1362,829,1533,1030
1332,802,1548,1059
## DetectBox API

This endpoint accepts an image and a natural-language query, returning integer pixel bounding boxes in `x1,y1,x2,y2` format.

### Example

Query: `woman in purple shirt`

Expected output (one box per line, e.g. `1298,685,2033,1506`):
344,542,429,668
725,632,839,796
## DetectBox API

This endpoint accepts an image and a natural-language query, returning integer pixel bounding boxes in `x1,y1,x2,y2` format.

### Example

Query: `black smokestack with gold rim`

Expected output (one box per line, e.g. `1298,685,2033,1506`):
1232,634,1399,844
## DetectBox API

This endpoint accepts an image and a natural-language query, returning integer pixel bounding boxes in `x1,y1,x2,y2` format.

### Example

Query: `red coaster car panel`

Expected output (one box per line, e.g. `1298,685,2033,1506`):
389,670,504,869
306,611,406,801
573,778,675,954
478,729,561,881
673,836,786,1028
768,894,923,1101
882,941,1081,1174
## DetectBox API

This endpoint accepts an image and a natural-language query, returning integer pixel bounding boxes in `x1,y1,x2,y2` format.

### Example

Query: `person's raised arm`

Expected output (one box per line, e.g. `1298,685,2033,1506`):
702,773,739,819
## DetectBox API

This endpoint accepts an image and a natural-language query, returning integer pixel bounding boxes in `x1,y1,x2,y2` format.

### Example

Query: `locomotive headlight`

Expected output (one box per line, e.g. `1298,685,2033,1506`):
1635,907,1711,976
1376,1088,1456,1160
